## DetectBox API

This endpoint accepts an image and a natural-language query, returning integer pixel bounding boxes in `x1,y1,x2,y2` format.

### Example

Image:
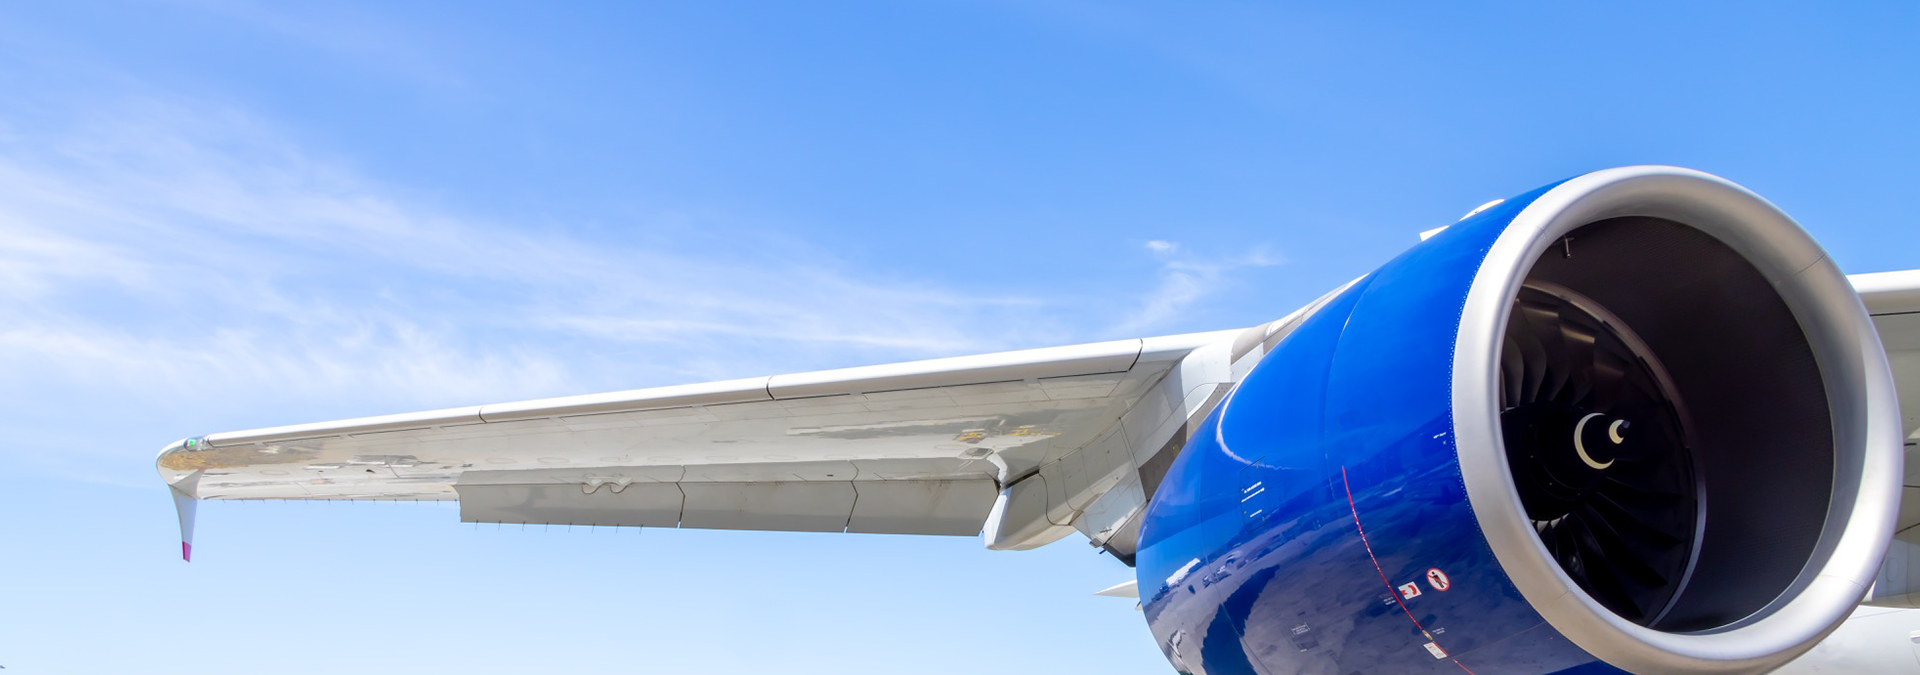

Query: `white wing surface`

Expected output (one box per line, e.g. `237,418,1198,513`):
1852,272,1920,504
1855,271,1920,442
158,327,1290,559
1854,270,1920,607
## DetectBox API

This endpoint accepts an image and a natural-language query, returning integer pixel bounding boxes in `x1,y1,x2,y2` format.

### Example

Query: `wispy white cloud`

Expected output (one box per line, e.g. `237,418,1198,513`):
1113,239,1283,334
0,92,1081,441
0,84,1285,473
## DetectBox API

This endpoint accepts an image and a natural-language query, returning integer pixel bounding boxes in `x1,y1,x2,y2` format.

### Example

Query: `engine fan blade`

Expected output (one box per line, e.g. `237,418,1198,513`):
1510,303,1553,403
1568,511,1646,619
1525,302,1575,403
1557,311,1600,406
1584,497,1684,563
1593,481,1684,513
1500,284,1699,628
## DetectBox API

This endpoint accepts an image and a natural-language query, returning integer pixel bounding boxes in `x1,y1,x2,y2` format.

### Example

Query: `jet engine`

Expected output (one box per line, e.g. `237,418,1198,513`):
1134,166,1902,675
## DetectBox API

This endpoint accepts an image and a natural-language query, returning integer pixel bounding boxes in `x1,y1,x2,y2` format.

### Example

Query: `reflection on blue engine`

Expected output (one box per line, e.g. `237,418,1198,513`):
1135,180,1632,675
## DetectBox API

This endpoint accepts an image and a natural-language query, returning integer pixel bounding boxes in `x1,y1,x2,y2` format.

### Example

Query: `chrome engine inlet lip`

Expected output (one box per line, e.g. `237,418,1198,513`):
1451,166,1903,675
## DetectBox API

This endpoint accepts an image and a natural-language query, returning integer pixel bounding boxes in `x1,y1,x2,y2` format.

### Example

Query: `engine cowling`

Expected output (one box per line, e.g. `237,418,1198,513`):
1135,166,1902,675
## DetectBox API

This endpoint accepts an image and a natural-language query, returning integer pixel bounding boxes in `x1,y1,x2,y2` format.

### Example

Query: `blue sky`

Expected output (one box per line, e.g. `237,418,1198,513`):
0,2,1915,673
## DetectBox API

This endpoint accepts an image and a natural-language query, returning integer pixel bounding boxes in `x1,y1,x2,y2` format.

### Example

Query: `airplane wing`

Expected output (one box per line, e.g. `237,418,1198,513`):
1853,272,1920,517
156,322,1313,561
1855,270,1920,607
1855,270,1920,443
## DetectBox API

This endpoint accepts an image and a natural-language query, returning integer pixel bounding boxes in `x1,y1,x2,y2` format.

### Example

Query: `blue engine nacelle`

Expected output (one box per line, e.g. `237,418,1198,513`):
1135,167,1903,675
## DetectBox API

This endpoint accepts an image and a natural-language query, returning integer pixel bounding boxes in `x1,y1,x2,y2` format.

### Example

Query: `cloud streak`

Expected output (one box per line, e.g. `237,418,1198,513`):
0,93,1077,433
1113,239,1282,334
0,87,1283,472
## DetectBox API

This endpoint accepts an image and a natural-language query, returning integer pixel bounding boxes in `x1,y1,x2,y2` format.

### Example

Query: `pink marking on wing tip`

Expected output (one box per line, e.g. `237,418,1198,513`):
182,542,192,562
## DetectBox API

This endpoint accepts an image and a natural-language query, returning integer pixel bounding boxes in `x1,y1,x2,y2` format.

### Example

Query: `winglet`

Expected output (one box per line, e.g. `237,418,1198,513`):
158,437,206,562
171,485,197,562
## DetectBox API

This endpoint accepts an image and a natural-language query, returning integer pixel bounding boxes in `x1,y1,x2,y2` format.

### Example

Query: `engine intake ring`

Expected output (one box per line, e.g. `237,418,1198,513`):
1452,167,1902,674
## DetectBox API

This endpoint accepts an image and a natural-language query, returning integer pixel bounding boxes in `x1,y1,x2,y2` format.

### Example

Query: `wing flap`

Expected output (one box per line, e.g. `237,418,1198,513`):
450,459,998,535
848,480,998,535
679,483,859,533
458,482,685,528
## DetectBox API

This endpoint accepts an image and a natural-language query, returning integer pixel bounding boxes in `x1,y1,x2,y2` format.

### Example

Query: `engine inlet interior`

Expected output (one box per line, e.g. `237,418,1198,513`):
1501,216,1834,632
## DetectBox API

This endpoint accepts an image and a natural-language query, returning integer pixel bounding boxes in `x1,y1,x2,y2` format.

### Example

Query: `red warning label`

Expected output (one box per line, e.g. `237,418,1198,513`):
1398,582,1422,599
1426,568,1451,592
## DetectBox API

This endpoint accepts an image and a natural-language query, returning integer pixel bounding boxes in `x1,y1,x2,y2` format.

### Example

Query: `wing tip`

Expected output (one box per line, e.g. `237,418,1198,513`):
156,437,213,488
181,541,192,562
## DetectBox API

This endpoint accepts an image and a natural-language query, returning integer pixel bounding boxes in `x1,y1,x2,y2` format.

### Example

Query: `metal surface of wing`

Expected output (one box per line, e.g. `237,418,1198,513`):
157,331,1237,541
1855,270,1920,607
